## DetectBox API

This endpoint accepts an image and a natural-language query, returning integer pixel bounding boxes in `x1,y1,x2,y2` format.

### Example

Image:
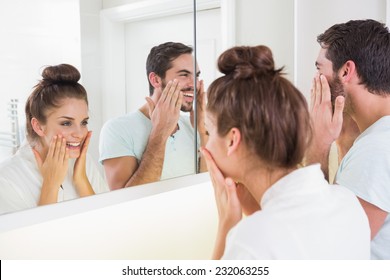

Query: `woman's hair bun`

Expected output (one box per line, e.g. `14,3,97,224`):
41,63,80,85
218,45,279,79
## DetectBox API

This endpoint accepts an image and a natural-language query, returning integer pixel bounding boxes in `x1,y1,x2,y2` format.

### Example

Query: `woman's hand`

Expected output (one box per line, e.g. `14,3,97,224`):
201,147,242,259
34,135,69,205
73,131,95,196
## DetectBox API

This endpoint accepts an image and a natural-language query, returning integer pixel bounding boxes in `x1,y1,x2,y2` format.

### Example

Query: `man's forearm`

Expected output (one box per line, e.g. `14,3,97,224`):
124,131,168,187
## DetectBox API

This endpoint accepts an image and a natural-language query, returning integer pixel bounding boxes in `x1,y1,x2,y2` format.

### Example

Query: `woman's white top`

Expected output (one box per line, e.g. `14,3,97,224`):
0,141,109,215
222,164,370,260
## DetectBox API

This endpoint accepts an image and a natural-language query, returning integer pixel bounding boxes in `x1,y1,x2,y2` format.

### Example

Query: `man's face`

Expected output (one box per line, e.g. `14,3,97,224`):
315,48,345,105
161,53,200,112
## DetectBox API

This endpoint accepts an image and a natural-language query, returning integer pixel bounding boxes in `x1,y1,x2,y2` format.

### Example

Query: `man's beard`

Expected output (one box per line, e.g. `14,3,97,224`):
161,79,194,112
329,74,345,110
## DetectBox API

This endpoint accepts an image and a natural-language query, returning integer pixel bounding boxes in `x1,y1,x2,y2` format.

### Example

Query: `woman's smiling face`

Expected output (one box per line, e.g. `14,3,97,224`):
38,97,89,159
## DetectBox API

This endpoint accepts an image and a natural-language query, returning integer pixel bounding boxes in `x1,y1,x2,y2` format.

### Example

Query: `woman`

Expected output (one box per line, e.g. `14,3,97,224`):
0,64,108,214
201,46,370,259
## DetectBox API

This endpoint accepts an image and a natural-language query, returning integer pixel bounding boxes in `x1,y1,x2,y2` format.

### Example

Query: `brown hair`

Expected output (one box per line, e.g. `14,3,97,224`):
25,64,88,143
207,45,311,169
146,42,193,95
317,19,390,96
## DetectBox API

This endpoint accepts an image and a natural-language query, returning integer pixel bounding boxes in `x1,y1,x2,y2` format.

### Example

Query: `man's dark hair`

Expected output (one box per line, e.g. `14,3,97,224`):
146,42,193,95
317,19,390,96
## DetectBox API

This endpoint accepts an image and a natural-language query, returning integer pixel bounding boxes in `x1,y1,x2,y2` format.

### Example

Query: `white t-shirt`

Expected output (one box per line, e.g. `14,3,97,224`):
222,164,370,260
99,110,197,180
336,116,390,259
0,141,109,215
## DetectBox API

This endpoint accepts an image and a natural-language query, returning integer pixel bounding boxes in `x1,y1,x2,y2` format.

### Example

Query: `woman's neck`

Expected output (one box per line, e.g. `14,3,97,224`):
31,141,48,162
240,164,296,205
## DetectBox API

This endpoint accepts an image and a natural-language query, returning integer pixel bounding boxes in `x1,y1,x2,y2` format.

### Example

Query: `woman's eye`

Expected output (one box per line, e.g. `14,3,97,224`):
81,120,89,126
61,122,71,126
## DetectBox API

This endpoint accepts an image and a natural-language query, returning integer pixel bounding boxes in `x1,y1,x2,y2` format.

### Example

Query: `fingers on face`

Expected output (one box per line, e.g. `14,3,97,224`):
310,77,316,109
311,74,332,108
51,135,68,162
314,74,322,106
81,131,92,154
47,135,57,158
320,74,331,103
164,80,183,103
175,90,183,109
201,147,225,188
333,96,345,124
198,79,204,94
58,136,67,162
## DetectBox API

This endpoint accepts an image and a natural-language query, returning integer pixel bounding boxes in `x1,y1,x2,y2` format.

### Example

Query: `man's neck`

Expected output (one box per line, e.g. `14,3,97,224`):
139,104,150,119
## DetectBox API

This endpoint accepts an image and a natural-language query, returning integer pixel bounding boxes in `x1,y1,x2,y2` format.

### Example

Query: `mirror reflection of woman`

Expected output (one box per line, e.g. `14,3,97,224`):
202,45,370,259
0,64,109,214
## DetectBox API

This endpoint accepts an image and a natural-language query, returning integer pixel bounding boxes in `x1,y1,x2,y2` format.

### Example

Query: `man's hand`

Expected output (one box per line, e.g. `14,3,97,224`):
190,80,208,172
146,79,183,139
306,74,345,179
190,80,207,132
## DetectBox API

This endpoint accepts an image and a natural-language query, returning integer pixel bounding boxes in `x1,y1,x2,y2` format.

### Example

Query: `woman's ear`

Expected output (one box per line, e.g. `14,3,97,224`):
227,128,241,156
31,118,45,137
148,72,163,89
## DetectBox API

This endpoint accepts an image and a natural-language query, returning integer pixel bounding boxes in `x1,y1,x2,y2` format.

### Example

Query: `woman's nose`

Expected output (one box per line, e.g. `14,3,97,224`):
71,126,85,138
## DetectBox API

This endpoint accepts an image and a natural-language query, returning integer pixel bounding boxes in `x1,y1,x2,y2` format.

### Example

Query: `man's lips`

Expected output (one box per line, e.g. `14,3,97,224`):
182,87,194,99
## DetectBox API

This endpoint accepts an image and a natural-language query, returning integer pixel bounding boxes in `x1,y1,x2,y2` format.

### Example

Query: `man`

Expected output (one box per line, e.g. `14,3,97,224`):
306,19,390,259
99,42,207,190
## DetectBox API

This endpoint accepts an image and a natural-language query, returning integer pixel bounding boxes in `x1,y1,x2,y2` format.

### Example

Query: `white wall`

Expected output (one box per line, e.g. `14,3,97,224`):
235,0,295,82
233,0,387,99
0,0,82,159
295,0,387,99
80,0,104,163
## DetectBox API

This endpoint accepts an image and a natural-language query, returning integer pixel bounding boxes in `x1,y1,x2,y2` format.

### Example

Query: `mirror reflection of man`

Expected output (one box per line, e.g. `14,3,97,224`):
99,42,207,190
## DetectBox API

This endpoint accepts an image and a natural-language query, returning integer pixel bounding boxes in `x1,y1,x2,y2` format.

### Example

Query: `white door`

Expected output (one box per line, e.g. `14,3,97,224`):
124,8,222,112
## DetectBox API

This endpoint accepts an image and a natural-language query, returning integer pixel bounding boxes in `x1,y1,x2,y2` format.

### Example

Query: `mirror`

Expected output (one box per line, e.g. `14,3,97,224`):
0,0,387,218
0,0,199,216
